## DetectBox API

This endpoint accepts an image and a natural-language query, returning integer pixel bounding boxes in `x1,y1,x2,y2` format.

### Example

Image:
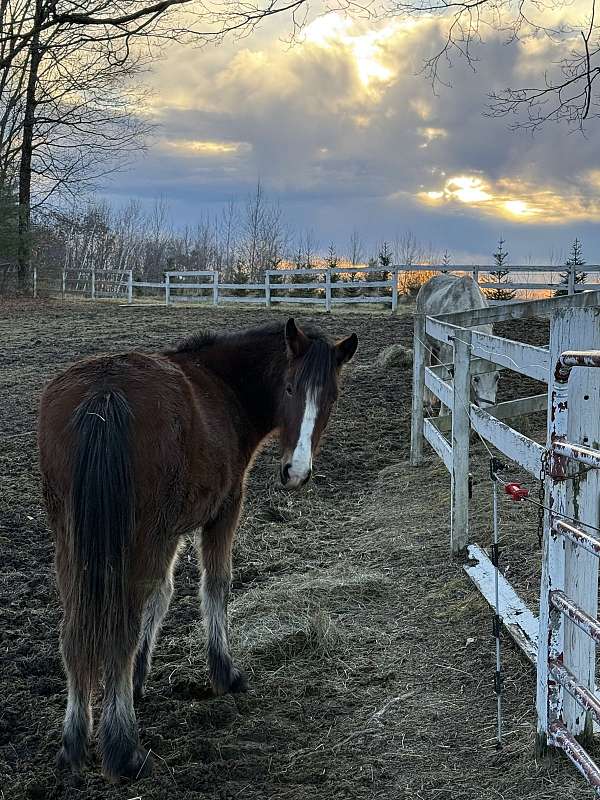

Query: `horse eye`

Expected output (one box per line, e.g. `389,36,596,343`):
286,384,293,396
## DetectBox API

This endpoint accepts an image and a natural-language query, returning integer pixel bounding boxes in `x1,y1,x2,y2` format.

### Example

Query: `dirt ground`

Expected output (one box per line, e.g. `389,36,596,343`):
0,299,592,800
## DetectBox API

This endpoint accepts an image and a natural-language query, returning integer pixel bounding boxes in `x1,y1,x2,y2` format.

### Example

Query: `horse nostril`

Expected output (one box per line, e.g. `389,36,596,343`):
282,463,291,483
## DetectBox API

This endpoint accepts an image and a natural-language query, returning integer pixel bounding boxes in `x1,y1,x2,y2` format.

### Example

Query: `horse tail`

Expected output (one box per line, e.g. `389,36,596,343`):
65,390,135,692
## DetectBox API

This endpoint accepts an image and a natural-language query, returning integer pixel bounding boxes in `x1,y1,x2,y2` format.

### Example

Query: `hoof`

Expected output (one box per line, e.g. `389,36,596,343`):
133,684,145,704
229,668,248,694
211,666,248,695
103,747,153,782
56,743,88,773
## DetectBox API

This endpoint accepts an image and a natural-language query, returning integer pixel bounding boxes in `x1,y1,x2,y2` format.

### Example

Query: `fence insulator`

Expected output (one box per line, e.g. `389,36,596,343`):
504,483,530,502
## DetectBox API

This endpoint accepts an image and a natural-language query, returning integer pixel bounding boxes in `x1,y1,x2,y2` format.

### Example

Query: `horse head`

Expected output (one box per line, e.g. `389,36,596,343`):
279,318,357,489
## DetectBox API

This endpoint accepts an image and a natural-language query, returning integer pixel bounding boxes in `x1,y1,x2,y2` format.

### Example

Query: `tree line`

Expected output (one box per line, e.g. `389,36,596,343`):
0,183,593,299
0,187,446,292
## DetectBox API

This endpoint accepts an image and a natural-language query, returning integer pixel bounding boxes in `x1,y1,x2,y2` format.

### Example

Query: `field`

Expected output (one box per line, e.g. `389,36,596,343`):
0,299,592,800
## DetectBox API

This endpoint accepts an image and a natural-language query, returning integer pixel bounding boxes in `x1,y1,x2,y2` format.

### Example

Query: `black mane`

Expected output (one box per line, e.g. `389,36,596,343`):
166,321,330,356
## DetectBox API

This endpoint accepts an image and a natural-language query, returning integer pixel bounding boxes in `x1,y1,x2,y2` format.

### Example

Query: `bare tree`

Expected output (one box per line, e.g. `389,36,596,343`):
301,228,318,269
394,231,437,295
2,0,153,289
392,0,600,129
1,0,322,291
394,231,419,267
217,199,240,280
347,228,363,267
143,196,172,279
241,181,264,280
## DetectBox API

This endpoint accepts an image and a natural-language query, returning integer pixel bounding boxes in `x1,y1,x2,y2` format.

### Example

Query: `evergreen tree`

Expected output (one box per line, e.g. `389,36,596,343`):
487,238,516,301
229,258,249,296
377,241,393,296
555,238,587,296
327,242,341,284
326,242,338,270
441,249,451,273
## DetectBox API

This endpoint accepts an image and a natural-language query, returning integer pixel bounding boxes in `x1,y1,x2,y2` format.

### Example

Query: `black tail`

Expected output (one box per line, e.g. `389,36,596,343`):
67,390,135,690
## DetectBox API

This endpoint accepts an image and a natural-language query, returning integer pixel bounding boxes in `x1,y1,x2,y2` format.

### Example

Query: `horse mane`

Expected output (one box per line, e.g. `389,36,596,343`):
166,321,330,356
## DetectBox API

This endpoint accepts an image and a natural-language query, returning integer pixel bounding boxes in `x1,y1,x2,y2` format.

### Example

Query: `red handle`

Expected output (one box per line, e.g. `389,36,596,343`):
505,482,529,501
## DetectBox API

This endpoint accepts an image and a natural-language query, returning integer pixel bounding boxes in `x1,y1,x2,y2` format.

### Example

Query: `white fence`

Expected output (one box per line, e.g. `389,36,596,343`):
31,263,600,306
410,290,600,794
38,267,399,309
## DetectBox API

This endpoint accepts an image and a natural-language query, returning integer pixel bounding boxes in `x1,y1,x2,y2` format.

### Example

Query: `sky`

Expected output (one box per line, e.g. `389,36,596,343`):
102,9,600,264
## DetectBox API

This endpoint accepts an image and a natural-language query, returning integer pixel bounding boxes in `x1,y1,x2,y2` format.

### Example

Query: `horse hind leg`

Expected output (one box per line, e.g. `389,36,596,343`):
196,494,247,695
57,623,93,772
133,552,178,701
98,643,153,782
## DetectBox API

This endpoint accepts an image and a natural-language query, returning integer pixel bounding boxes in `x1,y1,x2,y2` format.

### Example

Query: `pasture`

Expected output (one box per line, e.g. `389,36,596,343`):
0,299,591,799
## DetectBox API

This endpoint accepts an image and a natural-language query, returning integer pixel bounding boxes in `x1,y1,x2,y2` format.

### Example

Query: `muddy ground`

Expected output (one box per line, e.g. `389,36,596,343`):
0,299,592,799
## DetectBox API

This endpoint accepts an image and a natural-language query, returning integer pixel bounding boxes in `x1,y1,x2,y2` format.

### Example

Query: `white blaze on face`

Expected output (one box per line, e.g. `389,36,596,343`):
288,390,319,486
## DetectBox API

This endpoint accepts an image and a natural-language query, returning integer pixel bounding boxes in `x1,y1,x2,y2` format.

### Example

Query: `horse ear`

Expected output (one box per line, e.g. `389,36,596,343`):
335,333,358,366
285,318,310,359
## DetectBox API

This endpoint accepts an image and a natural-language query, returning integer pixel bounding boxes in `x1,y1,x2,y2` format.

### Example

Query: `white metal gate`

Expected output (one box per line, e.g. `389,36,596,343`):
410,292,600,795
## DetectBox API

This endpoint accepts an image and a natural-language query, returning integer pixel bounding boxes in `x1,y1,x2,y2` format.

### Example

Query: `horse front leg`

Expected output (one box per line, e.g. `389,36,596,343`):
195,490,247,695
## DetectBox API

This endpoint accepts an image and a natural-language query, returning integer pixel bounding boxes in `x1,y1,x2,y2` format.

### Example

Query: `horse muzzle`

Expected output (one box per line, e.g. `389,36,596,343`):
475,396,496,409
280,461,312,490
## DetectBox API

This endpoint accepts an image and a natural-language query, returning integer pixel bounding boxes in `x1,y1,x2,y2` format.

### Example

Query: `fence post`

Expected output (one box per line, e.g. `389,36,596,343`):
127,271,133,304
536,312,568,756
165,273,170,306
538,308,600,752
33,265,37,298
91,270,95,300
62,270,66,299
213,271,219,306
410,314,426,467
391,270,398,313
562,308,600,745
265,272,271,307
451,328,472,555
325,269,332,312
568,261,576,295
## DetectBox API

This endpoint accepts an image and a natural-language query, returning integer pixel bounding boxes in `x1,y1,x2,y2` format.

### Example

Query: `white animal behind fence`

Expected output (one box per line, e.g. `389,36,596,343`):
416,273,499,414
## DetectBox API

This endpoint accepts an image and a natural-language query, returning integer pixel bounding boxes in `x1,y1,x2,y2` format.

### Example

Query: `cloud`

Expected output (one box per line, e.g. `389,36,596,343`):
417,174,600,223
160,139,251,156
102,11,600,259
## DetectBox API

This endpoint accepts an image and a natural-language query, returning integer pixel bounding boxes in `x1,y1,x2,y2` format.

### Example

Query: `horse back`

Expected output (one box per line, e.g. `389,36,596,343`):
39,351,242,539
416,273,488,316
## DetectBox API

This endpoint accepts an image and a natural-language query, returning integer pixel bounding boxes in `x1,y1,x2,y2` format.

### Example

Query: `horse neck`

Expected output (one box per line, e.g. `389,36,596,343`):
194,333,286,449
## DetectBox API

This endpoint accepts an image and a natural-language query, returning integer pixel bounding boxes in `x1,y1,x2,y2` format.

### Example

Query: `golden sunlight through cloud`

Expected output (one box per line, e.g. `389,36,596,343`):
417,173,600,223
303,13,399,89
161,140,250,156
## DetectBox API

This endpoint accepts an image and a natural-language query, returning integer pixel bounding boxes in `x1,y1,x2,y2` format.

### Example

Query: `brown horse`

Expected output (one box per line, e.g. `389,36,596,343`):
38,318,357,782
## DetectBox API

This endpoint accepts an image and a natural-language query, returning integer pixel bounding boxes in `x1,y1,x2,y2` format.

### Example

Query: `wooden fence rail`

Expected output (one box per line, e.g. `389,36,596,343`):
30,264,600,308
